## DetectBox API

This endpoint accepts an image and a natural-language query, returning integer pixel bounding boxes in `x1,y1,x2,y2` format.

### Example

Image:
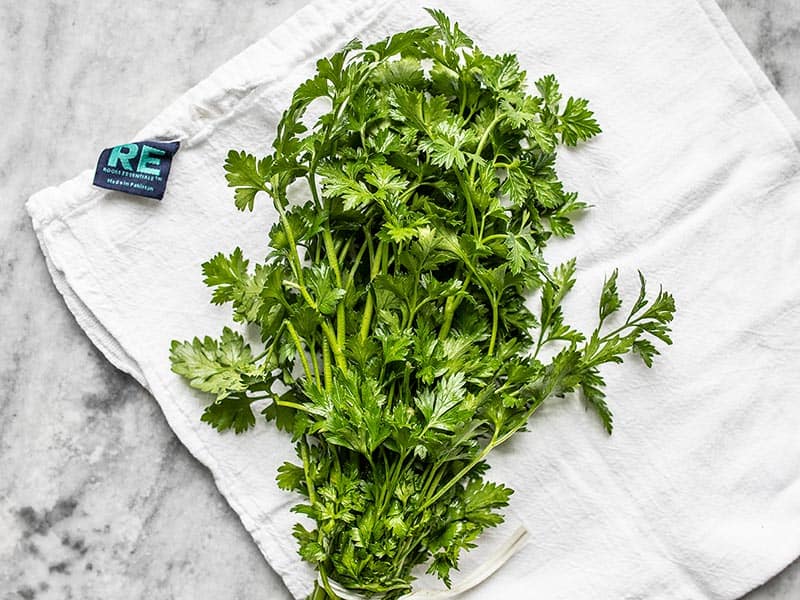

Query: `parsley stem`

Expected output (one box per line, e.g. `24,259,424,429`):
469,112,503,182
318,565,340,600
364,230,376,272
359,293,374,343
322,337,332,391
407,296,433,322
283,280,319,313
439,296,456,341
346,235,369,287
321,321,348,372
322,228,346,350
336,303,346,351
397,182,423,204
310,582,331,600
337,237,352,267
599,317,640,343
275,199,305,286
359,233,378,342
438,272,471,340
453,168,479,237
286,321,314,382
359,238,385,341
532,319,548,362
488,298,499,356
418,428,499,513
418,396,548,517
481,233,507,244
377,448,409,517
321,228,343,283
421,462,445,499
309,338,322,387
275,399,314,414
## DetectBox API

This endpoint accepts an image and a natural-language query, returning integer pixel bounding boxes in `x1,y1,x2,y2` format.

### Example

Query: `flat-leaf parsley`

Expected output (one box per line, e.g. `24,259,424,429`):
171,10,675,599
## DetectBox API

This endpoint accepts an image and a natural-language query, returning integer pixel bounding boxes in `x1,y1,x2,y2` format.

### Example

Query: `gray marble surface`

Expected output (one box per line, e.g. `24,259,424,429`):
0,1,798,599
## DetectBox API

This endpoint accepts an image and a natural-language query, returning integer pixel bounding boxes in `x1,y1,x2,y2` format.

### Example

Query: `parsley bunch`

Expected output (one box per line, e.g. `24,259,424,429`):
170,10,675,600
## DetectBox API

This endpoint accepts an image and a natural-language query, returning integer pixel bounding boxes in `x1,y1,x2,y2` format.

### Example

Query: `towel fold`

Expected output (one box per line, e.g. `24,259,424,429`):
27,0,800,598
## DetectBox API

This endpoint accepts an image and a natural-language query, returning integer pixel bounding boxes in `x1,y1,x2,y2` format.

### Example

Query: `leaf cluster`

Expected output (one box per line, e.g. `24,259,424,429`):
170,10,675,599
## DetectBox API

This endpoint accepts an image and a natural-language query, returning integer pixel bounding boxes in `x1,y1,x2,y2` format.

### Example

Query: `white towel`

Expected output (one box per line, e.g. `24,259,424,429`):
26,0,800,598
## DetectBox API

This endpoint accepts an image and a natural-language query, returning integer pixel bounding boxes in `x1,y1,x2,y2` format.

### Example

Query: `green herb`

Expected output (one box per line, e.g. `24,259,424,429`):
171,9,675,599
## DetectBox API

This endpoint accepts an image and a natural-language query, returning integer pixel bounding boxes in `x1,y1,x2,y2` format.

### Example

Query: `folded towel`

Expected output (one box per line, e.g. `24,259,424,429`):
26,0,800,598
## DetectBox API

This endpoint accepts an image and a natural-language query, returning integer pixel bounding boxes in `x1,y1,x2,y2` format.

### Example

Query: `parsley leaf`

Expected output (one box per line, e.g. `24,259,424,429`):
223,150,272,211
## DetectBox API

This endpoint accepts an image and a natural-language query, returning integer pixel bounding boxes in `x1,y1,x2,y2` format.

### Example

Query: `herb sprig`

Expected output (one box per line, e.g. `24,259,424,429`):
171,10,675,599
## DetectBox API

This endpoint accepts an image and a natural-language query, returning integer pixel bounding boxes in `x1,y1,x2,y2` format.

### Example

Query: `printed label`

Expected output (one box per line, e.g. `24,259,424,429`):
93,140,179,200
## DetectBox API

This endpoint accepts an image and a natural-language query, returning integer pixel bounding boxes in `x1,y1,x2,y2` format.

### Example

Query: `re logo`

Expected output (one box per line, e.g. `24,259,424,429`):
93,139,180,200
107,143,166,176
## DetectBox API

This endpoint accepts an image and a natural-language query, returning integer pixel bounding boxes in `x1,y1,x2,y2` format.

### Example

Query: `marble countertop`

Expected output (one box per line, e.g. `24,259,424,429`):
1,1,798,598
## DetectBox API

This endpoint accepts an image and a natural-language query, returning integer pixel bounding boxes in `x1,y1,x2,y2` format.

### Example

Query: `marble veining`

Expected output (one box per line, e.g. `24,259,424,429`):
0,1,798,599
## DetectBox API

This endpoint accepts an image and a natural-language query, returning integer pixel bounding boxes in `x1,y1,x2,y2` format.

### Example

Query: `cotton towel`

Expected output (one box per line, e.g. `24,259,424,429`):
26,1,800,598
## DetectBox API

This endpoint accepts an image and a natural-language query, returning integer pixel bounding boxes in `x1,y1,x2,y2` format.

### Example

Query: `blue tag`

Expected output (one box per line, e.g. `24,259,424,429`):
93,140,179,200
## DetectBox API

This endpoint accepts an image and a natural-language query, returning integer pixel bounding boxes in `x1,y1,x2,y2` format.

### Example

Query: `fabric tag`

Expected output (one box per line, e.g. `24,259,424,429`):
93,140,180,200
